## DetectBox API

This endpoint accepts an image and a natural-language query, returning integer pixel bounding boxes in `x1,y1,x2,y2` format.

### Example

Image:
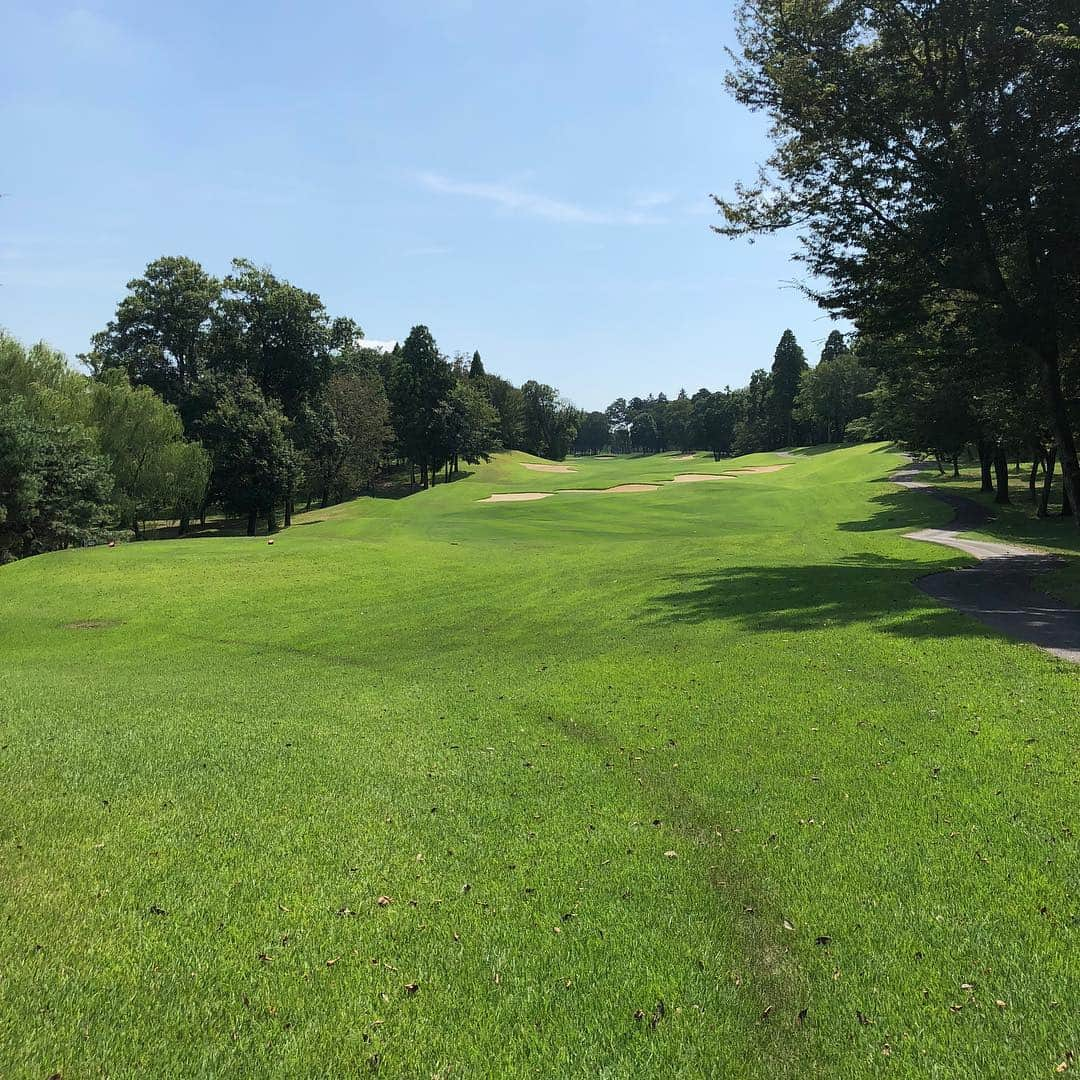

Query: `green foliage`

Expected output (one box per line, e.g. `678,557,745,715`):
793,343,875,445
325,372,393,496
693,388,739,459
574,411,610,454
0,397,113,562
521,380,578,460
212,259,335,420
389,326,455,485
718,0,1080,516
85,255,219,411
436,381,499,469
767,329,808,447
196,377,296,533
481,374,526,451
89,374,209,536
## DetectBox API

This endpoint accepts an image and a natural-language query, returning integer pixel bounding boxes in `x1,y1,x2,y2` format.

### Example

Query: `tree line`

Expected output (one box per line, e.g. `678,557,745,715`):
714,1,1080,521
578,327,875,459
0,255,584,561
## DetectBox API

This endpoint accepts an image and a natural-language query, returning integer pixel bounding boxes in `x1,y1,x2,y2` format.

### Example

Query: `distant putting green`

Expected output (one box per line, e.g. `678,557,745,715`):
1,445,1077,1078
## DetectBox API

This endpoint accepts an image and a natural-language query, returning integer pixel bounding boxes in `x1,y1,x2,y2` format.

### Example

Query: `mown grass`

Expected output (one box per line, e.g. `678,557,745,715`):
1,444,1077,1078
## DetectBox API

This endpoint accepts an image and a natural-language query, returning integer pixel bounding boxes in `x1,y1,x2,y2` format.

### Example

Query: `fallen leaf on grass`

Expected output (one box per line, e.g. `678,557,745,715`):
326,957,339,967
376,896,393,907
664,850,678,859
403,982,419,994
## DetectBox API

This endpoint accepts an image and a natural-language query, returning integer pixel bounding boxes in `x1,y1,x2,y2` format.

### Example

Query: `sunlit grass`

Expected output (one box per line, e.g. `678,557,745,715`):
1,444,1077,1078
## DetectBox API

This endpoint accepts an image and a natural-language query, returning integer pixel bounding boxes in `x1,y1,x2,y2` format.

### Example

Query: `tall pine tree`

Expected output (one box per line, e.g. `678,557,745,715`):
768,329,808,448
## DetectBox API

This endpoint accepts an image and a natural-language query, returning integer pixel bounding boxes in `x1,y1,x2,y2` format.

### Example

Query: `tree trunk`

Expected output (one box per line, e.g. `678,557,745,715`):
952,452,960,479
178,512,189,535
284,498,292,528
267,505,278,533
1028,453,1041,506
977,439,995,493
1037,349,1080,526
1064,486,1073,518
993,447,1010,504
246,509,257,536
1039,447,1057,518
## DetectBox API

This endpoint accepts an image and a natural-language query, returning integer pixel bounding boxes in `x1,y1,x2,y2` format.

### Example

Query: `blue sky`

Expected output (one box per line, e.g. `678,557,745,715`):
2,1,842,410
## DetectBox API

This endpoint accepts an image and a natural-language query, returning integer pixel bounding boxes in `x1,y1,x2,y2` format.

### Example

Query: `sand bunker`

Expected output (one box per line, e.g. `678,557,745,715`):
522,463,577,473
672,454,696,461
672,473,738,483
728,464,793,474
480,492,555,503
564,484,660,494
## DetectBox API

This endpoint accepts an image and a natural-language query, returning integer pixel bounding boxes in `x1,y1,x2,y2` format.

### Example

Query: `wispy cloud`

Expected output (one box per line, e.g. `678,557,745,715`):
416,172,666,226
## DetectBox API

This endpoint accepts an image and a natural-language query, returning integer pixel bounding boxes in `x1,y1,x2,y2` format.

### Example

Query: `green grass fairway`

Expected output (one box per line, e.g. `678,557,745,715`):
2,445,1077,1078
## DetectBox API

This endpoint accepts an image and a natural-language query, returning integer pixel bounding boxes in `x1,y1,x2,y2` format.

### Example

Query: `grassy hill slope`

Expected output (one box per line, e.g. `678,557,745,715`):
1,445,1077,1078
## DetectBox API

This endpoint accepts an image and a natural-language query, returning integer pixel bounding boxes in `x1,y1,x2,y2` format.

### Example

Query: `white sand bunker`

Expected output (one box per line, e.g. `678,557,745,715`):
672,473,738,483
728,464,792,474
480,492,555,503
672,454,696,461
522,463,577,473
564,484,660,494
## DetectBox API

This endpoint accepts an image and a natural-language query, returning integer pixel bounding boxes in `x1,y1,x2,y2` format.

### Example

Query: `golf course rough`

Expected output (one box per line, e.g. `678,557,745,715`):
1,444,1078,1079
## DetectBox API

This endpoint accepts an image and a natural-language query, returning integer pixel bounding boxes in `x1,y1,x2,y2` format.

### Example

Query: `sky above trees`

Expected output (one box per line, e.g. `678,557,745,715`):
1,0,842,410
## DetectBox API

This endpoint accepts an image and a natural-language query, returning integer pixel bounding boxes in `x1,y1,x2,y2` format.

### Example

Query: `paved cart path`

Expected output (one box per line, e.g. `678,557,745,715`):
893,463,1080,664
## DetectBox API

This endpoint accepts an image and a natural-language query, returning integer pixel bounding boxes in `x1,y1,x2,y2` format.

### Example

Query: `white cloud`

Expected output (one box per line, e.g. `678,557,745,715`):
416,172,666,226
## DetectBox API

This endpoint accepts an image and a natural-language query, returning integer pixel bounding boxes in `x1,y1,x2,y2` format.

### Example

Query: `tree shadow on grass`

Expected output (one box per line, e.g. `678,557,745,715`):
837,488,995,534
645,554,1000,643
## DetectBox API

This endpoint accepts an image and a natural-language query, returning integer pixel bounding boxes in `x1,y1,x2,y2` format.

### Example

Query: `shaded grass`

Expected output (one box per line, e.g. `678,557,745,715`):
1,445,1078,1078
